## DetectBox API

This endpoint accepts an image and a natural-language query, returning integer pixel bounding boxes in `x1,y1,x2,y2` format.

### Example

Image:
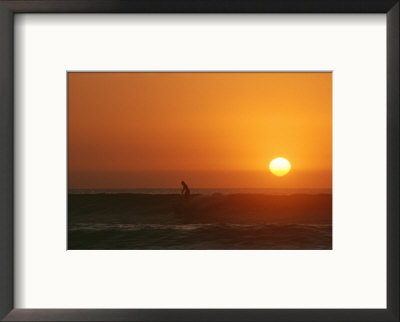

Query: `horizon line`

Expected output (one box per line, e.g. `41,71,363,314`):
68,187,332,190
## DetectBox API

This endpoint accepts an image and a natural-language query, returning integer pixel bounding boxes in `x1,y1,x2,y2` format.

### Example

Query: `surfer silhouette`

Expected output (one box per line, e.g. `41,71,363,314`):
181,181,190,198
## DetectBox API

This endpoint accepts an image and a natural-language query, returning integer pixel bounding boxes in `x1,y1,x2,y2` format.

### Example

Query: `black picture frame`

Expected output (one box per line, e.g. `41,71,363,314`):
0,1,398,321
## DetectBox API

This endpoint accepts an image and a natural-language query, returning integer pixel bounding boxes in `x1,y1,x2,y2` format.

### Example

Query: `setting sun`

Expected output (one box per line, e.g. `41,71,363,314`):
269,157,291,176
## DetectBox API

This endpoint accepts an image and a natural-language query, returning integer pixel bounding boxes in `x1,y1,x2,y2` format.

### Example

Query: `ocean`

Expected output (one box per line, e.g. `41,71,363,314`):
68,190,332,250
69,188,331,195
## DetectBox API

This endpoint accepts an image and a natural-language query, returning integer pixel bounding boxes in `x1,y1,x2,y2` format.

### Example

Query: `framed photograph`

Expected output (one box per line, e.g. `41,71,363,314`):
0,0,398,321
67,71,333,251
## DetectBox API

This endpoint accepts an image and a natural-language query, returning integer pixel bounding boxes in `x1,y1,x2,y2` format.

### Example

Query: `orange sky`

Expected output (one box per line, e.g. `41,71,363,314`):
68,72,332,189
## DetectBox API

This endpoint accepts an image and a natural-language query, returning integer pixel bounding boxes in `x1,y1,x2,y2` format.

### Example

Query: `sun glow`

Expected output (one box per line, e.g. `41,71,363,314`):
69,73,331,189
269,157,291,176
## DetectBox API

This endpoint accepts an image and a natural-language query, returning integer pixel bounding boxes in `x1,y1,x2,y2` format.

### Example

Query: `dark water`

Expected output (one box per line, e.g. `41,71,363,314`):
68,193,332,250
69,222,331,250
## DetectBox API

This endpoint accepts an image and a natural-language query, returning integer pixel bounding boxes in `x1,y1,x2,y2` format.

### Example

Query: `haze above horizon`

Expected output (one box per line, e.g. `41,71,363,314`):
68,72,332,189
